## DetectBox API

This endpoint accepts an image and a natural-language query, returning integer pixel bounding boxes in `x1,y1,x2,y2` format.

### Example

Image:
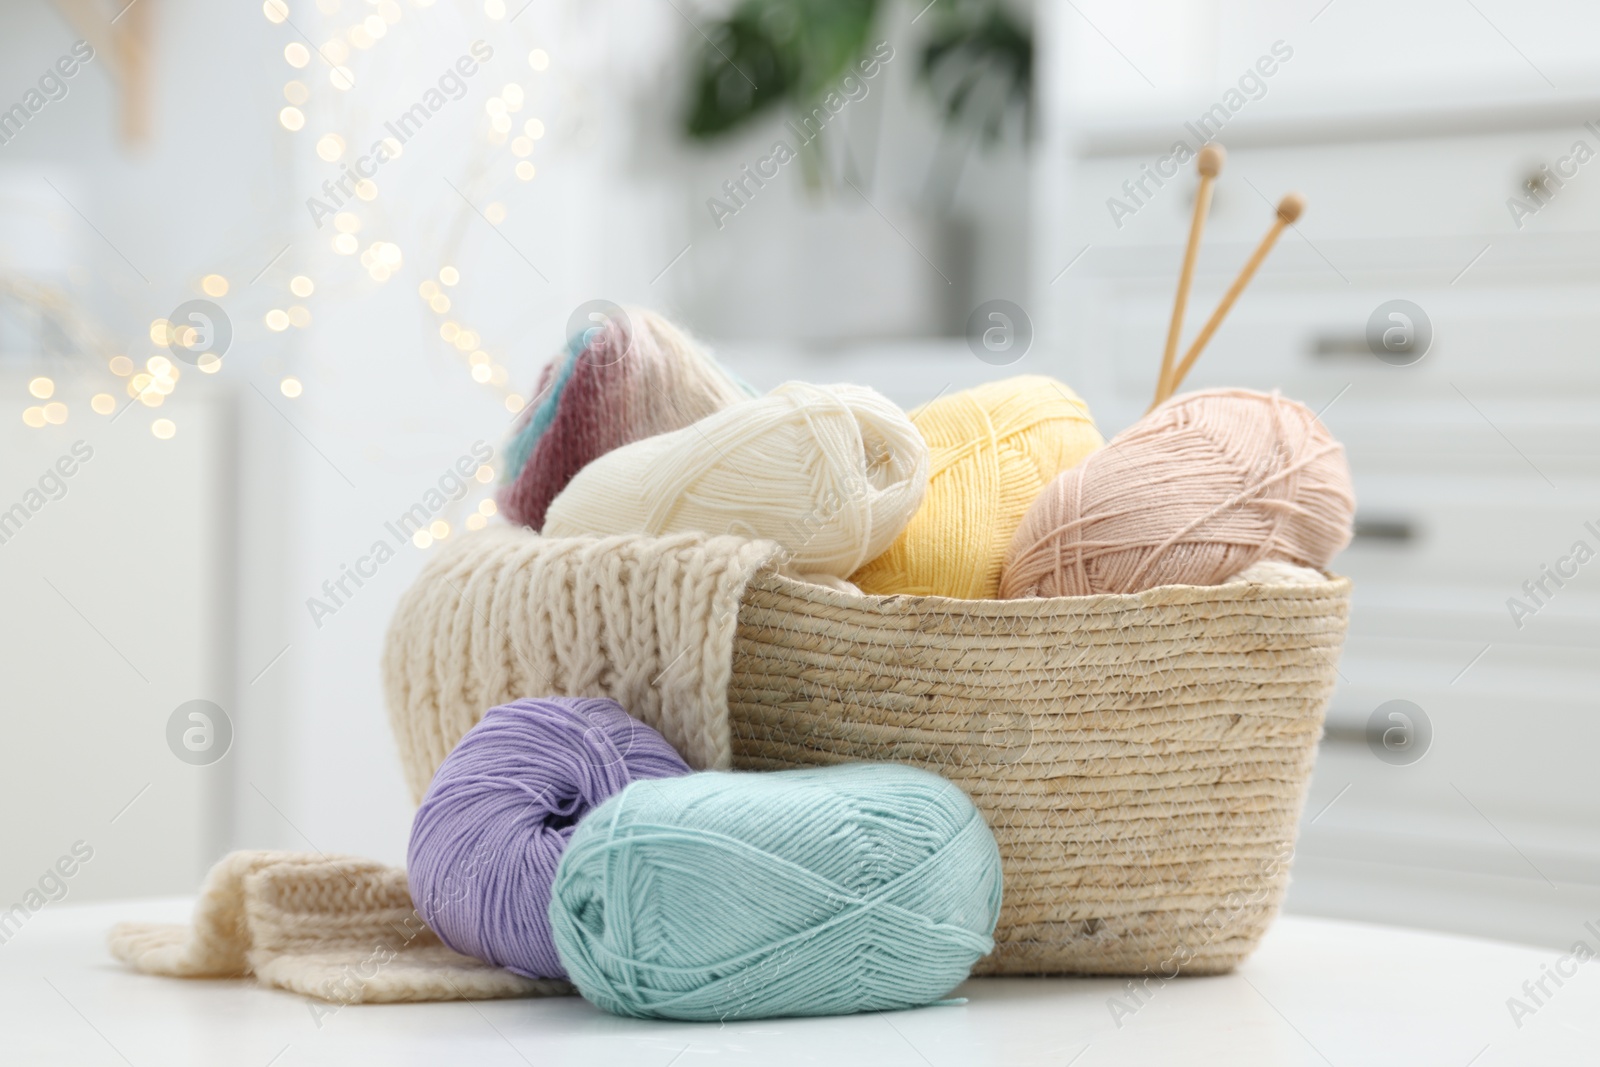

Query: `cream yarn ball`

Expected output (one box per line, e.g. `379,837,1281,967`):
543,381,929,578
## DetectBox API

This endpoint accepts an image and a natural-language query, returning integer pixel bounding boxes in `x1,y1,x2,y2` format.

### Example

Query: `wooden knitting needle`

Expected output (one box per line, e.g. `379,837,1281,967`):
1161,191,1305,403
1153,143,1225,412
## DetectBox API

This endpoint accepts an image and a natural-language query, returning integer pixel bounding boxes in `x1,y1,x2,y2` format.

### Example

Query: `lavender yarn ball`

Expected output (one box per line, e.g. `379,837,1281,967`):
406,697,691,979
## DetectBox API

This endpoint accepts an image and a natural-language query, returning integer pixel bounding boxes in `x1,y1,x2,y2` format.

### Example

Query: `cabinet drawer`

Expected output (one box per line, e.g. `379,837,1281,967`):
1103,280,1600,399
1073,128,1600,249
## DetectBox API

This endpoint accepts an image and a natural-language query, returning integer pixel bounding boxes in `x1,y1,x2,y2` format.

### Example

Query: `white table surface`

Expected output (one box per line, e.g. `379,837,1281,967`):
2,899,1594,1066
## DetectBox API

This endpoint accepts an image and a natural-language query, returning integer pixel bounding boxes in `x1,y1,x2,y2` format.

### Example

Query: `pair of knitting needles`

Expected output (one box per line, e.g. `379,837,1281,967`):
1151,143,1305,411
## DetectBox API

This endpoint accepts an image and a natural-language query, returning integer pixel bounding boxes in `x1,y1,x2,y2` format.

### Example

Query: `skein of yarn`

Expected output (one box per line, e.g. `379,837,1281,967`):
1228,559,1329,586
850,376,1104,599
406,697,691,980
548,762,1003,1021
542,381,929,579
500,309,752,530
1000,389,1355,598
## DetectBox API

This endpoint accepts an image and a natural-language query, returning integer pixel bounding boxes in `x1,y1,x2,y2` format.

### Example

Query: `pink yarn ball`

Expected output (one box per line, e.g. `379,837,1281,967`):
1000,389,1355,598
500,310,750,530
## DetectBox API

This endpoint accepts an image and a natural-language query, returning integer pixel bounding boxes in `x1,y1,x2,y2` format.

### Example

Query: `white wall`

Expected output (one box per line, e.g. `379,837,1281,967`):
0,0,286,902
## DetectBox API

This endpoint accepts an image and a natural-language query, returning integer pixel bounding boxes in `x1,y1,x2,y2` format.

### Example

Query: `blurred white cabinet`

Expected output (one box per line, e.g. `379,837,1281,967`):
1048,98,1600,947
0,372,228,905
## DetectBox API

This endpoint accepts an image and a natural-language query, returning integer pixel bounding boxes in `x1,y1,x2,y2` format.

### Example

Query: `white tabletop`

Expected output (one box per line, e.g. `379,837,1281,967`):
2,898,1593,1066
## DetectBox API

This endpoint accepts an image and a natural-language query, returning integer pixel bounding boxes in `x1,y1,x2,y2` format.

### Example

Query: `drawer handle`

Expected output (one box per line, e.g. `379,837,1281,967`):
1311,331,1423,360
1310,333,1370,359
1352,516,1416,543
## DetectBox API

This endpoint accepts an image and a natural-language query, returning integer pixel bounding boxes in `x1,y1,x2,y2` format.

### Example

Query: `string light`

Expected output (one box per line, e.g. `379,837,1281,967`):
198,353,223,374
475,464,494,483
28,377,53,399
42,402,67,425
361,241,402,282
91,394,115,414
466,513,486,531
152,418,176,439
201,274,229,296
429,519,450,539
253,0,536,425
22,407,45,428
109,355,133,376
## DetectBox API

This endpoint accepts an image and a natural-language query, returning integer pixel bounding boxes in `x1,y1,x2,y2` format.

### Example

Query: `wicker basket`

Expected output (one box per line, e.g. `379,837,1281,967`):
726,570,1350,976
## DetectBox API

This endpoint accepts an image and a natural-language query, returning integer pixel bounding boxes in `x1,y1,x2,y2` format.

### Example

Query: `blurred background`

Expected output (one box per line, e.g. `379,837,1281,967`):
3,0,1598,953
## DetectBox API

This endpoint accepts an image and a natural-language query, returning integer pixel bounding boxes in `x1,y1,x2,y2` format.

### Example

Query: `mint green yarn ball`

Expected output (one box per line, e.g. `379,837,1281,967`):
547,763,1003,1021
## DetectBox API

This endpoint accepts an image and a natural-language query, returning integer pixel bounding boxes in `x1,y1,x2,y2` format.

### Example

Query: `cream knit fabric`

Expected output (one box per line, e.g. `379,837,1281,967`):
108,851,562,1002
115,530,779,1003
383,525,782,801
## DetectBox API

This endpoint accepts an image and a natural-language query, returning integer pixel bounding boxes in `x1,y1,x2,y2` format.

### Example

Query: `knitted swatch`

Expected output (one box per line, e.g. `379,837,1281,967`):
383,525,783,800
108,851,564,1003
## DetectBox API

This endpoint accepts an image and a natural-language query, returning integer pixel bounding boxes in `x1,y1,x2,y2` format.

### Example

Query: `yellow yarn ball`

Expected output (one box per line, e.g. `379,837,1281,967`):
850,376,1104,599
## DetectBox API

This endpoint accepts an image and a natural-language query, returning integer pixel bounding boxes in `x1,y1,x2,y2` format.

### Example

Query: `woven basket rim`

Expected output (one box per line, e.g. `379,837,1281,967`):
755,568,1352,617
